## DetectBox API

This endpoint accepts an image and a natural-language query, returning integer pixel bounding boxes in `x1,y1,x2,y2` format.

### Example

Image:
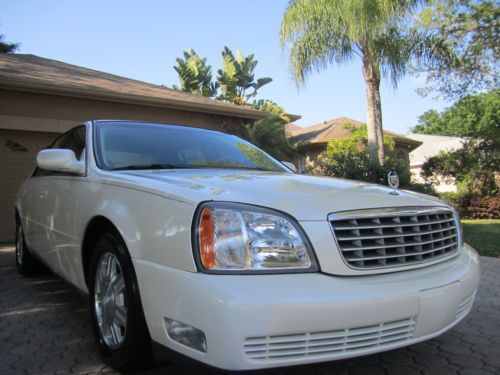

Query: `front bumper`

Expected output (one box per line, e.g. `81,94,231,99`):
133,244,480,371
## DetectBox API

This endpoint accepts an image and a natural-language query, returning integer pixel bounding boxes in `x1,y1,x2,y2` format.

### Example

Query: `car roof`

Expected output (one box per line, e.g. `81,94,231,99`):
92,119,231,136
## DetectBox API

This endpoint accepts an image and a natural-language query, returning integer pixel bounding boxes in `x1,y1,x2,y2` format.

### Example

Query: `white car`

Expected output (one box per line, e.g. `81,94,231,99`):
15,120,480,372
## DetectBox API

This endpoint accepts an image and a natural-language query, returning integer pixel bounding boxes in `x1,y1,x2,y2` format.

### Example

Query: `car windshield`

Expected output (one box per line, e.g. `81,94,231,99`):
94,121,288,172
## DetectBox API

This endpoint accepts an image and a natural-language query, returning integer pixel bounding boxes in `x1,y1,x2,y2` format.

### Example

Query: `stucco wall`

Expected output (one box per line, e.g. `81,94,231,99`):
0,88,253,242
0,89,250,136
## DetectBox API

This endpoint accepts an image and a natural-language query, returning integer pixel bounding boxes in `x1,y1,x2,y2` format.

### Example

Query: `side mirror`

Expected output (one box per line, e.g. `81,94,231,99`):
282,161,297,173
37,149,85,175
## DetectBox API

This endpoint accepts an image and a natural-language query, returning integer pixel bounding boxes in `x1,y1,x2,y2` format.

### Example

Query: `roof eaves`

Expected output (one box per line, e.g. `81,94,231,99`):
0,76,268,120
286,113,302,122
293,136,423,151
393,138,423,152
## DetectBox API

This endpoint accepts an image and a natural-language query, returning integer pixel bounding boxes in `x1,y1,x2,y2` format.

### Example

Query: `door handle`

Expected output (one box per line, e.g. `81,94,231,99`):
39,191,48,200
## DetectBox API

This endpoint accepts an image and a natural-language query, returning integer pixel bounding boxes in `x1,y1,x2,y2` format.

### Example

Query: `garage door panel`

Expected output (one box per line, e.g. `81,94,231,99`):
0,130,58,243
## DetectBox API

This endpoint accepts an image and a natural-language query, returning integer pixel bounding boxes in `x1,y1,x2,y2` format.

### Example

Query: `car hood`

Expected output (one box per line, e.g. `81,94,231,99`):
106,169,446,221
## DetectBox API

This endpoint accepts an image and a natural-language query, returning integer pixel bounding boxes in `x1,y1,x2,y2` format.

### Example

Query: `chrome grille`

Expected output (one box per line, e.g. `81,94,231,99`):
244,317,416,361
330,207,459,269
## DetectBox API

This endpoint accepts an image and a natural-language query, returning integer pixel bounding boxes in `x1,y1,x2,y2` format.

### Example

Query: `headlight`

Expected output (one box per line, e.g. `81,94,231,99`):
193,202,318,273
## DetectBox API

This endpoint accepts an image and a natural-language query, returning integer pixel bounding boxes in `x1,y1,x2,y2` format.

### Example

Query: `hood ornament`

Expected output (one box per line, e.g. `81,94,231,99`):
387,171,399,195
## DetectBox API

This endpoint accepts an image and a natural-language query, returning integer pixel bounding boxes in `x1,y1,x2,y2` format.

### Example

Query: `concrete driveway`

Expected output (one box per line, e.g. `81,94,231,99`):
1,245,499,375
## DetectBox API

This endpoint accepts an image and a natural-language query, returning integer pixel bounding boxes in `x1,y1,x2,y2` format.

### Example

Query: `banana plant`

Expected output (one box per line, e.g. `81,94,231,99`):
173,49,218,97
253,99,290,123
217,46,272,104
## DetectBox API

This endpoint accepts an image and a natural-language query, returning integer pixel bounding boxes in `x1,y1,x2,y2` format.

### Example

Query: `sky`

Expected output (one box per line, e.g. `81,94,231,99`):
1,0,451,134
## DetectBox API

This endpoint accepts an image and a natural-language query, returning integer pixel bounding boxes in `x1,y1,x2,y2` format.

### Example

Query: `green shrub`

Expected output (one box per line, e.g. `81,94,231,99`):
248,115,295,161
422,138,499,197
308,125,413,187
465,196,500,219
404,182,438,196
440,191,470,214
440,192,500,219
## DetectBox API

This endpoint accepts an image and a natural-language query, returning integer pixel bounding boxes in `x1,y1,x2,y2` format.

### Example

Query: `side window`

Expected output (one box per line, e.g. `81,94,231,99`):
60,126,86,160
51,133,67,149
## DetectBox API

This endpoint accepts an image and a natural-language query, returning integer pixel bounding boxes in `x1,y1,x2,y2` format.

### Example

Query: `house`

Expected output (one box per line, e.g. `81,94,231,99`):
407,133,466,192
0,54,268,242
286,117,422,173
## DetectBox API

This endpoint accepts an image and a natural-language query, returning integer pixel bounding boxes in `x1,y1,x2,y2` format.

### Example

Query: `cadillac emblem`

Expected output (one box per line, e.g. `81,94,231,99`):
387,171,399,194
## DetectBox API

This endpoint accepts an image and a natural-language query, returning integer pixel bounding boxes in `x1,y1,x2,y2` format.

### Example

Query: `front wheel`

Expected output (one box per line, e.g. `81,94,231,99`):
88,232,153,372
15,220,39,275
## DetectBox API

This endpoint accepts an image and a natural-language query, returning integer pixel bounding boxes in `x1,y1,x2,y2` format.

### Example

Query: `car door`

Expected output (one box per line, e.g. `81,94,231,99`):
25,133,67,257
36,126,87,280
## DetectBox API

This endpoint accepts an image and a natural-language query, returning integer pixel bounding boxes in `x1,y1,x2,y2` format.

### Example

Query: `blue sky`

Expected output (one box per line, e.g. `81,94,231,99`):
1,0,450,134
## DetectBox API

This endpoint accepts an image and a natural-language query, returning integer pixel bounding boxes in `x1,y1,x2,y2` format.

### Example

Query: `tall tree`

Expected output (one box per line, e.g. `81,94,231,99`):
173,49,217,97
0,34,18,54
280,0,453,167
415,0,499,99
216,46,272,104
416,89,500,198
412,89,500,138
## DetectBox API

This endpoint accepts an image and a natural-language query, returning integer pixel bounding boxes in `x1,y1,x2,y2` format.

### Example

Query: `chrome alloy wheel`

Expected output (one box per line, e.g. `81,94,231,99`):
94,252,127,349
16,225,24,265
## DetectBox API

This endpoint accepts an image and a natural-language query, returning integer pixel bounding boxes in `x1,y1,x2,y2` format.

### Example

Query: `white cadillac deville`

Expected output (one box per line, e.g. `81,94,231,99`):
15,120,480,372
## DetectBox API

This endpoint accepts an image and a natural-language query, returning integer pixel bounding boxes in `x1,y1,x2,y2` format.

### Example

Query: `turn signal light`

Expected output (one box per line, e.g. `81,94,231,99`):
198,207,215,269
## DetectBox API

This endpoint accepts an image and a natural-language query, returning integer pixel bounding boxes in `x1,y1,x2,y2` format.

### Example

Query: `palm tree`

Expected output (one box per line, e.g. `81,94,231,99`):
280,0,453,167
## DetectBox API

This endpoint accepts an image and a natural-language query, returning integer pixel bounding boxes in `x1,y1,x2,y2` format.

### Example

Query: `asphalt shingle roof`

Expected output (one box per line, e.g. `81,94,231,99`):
0,54,267,119
286,117,422,151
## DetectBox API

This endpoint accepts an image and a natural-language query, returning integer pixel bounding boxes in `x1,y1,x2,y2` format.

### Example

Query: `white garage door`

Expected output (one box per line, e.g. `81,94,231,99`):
0,130,57,243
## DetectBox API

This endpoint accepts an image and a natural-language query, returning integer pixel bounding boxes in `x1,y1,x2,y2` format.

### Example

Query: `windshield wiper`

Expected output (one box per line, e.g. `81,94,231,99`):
199,165,273,171
110,163,276,172
109,163,191,171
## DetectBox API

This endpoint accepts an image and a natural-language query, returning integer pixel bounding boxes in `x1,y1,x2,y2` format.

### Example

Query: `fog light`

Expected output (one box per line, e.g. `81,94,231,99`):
164,318,207,353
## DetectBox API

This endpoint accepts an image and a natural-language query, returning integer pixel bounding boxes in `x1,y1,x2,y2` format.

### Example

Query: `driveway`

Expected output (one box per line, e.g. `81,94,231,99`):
1,245,499,375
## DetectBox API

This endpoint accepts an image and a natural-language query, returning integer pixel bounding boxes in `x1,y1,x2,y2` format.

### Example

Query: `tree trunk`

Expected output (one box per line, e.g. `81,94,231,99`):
361,49,385,167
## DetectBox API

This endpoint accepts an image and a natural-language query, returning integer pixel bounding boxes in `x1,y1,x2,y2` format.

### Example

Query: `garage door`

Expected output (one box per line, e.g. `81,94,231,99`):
0,130,57,243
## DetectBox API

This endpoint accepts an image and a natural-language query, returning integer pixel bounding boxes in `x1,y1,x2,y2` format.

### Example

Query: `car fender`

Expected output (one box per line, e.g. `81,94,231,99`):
76,181,198,276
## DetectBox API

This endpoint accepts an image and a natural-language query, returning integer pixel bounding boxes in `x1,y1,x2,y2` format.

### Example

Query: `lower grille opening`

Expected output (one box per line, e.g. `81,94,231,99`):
244,317,416,361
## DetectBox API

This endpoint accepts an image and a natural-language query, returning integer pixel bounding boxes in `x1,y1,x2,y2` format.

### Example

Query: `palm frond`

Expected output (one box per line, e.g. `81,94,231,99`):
280,0,429,86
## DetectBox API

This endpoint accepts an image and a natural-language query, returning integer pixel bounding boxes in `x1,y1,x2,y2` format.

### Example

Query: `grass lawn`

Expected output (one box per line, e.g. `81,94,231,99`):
462,219,500,258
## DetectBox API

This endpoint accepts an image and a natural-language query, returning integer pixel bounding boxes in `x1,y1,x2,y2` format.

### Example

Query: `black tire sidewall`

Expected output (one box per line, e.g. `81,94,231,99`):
15,222,23,269
15,220,35,275
88,231,152,371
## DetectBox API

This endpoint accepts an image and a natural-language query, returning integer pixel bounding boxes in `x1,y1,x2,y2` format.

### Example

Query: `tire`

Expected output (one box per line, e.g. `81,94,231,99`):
15,219,39,276
88,231,153,372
